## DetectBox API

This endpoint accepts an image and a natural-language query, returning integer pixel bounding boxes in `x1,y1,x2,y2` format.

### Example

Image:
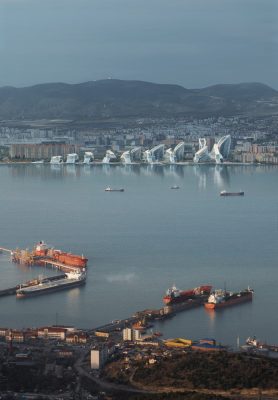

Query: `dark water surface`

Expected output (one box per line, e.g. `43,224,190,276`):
0,164,277,346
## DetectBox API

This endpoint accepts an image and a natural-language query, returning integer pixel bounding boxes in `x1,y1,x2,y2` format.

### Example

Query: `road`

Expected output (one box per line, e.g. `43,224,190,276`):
74,352,150,395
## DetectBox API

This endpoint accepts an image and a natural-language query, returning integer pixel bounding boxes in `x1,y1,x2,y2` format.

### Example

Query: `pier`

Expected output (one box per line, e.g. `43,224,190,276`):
0,247,12,254
92,298,207,335
2,246,82,273
38,258,81,273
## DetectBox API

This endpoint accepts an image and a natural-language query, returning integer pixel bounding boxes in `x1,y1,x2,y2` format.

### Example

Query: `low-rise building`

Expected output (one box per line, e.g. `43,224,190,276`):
66,331,87,344
38,327,67,340
6,330,25,342
0,328,9,337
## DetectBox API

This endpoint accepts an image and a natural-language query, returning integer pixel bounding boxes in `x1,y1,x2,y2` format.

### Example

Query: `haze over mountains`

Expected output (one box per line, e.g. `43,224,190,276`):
0,79,277,120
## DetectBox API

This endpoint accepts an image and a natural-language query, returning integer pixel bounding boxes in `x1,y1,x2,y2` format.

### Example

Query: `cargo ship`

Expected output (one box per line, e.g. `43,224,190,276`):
105,187,124,192
163,285,212,305
16,270,86,298
204,287,254,309
34,241,88,269
220,191,244,196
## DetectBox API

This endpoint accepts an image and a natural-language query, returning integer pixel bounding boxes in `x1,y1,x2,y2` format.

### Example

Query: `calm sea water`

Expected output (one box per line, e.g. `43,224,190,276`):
0,163,277,346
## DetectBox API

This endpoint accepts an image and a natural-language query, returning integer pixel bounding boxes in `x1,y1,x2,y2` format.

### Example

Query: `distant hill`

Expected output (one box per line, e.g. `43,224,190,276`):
0,79,277,120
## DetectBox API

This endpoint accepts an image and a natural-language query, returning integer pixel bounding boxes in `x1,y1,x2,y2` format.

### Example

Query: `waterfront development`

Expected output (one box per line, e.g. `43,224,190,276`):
0,163,277,348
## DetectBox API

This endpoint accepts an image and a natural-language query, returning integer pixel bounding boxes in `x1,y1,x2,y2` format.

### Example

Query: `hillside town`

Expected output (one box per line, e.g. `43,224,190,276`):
0,115,278,164
1,317,278,400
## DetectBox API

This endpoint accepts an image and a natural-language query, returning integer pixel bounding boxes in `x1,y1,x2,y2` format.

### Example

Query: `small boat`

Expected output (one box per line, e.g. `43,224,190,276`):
220,191,244,196
32,160,44,164
153,331,163,337
170,185,180,190
105,187,124,192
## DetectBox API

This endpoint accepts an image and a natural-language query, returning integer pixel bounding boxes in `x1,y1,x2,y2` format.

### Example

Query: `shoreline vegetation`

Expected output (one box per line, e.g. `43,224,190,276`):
103,352,278,399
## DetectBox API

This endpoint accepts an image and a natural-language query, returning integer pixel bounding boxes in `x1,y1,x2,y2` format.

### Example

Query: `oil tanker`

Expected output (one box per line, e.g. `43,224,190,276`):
16,270,86,298
204,287,254,309
34,241,88,268
163,285,212,305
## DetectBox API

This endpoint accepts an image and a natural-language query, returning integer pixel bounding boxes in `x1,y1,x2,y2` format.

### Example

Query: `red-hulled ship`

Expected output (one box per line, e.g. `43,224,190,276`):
204,287,254,309
163,285,212,305
34,241,88,269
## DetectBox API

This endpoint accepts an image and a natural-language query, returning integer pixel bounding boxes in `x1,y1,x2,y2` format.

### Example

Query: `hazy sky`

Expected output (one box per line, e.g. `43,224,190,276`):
0,0,277,88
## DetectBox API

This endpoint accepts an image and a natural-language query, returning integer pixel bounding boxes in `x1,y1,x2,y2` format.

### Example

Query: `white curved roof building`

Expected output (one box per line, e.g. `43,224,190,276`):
143,144,165,164
120,147,141,164
218,135,231,159
102,150,116,164
121,150,132,164
66,153,79,164
210,143,223,164
83,151,94,164
193,138,211,163
194,135,231,164
165,142,185,164
50,155,63,164
210,135,231,164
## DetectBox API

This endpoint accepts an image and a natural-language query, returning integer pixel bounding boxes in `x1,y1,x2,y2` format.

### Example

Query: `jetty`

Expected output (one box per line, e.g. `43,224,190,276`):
0,247,12,254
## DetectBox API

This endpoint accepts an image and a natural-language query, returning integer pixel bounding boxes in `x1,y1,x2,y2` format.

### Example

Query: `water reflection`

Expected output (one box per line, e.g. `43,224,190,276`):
205,307,216,323
141,164,164,177
6,163,277,185
164,164,184,178
121,164,141,176
213,165,230,188
193,165,231,189
65,164,80,177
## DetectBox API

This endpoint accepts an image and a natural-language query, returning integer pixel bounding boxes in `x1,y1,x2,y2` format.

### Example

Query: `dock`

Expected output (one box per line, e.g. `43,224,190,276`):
0,247,12,254
92,297,207,335
6,248,82,273
38,258,81,273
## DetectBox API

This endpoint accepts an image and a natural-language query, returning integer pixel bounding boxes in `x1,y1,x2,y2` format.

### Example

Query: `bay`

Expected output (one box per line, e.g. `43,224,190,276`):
0,163,277,347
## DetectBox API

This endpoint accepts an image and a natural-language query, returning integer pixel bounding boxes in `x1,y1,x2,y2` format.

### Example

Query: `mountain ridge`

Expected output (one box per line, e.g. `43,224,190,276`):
0,79,277,120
